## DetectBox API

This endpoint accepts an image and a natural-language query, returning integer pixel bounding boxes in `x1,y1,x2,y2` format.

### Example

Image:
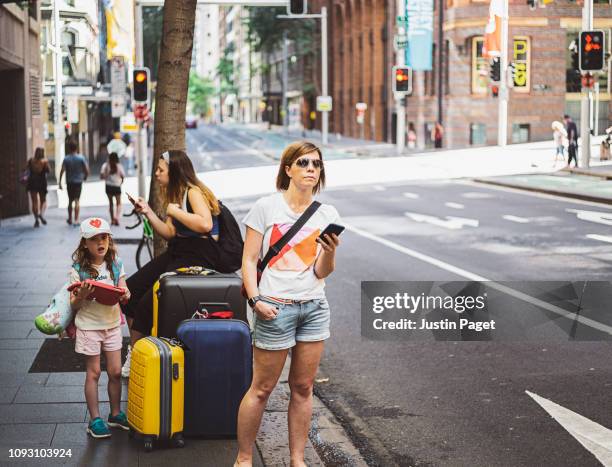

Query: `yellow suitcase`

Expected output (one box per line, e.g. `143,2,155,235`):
127,336,185,451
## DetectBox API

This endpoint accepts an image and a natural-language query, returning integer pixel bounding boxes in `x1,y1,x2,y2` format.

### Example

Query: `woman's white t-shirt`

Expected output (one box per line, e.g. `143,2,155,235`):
69,262,126,330
242,193,340,300
101,163,125,187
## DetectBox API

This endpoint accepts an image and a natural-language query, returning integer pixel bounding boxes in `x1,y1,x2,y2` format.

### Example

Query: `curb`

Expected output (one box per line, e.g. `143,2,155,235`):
562,167,612,180
256,358,368,466
473,178,612,205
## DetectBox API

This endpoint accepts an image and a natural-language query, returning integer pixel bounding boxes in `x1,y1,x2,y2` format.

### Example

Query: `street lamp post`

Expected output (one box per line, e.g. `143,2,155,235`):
580,0,593,167
497,0,509,147
53,0,65,183
278,7,330,145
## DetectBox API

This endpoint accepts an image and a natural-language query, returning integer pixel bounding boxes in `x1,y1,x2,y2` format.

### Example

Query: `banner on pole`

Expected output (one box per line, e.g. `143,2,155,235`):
404,0,434,71
483,0,504,58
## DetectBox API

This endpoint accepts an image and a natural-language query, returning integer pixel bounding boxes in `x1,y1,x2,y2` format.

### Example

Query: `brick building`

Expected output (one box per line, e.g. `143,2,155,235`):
306,0,611,149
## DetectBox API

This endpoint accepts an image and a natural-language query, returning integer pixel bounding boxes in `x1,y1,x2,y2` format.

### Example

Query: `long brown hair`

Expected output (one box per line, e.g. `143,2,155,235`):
71,236,119,282
162,150,220,215
276,141,325,194
108,152,119,174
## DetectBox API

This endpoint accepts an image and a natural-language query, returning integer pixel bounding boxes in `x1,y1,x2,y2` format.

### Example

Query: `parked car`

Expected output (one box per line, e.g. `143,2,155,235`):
185,115,198,129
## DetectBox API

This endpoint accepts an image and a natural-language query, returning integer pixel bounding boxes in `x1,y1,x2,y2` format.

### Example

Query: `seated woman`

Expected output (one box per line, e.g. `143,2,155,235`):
120,149,220,377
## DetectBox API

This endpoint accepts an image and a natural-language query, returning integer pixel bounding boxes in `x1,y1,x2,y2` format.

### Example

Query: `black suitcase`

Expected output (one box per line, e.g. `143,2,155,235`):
177,318,252,437
152,268,246,338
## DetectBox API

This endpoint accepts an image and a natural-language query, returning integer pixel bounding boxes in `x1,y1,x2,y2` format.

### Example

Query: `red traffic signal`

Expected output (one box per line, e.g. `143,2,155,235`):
393,66,412,94
579,30,605,71
132,68,150,104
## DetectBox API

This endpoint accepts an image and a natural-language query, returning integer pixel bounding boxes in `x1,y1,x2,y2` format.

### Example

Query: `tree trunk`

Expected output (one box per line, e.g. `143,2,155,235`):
150,0,197,255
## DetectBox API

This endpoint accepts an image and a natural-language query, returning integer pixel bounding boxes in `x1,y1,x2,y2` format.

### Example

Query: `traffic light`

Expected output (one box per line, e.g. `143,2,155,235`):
579,30,605,71
526,0,537,9
489,57,500,83
393,66,412,94
132,68,150,104
287,0,306,14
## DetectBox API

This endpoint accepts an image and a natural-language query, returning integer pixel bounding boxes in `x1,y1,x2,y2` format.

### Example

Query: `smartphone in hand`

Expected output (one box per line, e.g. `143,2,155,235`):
318,223,345,242
126,192,137,206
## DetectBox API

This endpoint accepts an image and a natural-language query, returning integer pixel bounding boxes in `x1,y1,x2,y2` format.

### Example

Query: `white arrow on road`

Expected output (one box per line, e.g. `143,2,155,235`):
405,212,479,230
526,390,612,466
566,209,612,226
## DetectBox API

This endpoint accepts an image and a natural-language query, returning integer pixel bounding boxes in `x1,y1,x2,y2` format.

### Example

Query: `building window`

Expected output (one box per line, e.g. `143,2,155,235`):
511,124,530,143
61,30,76,78
470,123,487,145
471,37,487,95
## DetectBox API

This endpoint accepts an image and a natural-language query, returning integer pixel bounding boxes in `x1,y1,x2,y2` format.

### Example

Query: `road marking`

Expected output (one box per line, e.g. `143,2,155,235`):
373,185,386,191
460,180,612,209
445,202,464,209
567,209,612,226
502,215,530,223
345,224,612,336
405,212,479,230
461,191,494,199
403,192,420,199
586,234,612,244
526,391,612,466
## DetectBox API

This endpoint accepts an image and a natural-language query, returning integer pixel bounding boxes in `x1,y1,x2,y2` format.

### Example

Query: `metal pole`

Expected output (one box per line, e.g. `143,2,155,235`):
53,0,65,183
437,0,443,124
497,0,508,147
282,31,289,133
396,0,406,154
580,0,593,167
321,6,329,145
594,81,600,136
135,2,148,198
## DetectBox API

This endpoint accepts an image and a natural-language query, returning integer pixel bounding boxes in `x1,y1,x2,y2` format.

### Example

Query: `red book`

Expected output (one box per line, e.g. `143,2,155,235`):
67,279,125,306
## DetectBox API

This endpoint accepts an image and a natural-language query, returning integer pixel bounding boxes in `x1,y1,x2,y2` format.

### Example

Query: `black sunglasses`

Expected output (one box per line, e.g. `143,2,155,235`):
294,158,323,169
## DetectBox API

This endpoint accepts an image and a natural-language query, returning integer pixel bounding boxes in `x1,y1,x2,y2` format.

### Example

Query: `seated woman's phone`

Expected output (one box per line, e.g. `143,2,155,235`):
126,193,137,206
319,223,345,241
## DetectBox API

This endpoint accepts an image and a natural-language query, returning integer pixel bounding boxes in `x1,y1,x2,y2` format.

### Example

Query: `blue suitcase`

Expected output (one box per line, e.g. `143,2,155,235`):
177,318,252,437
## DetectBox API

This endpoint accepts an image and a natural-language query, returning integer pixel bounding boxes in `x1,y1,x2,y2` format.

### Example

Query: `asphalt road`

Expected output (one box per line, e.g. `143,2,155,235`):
227,180,612,467
185,123,273,171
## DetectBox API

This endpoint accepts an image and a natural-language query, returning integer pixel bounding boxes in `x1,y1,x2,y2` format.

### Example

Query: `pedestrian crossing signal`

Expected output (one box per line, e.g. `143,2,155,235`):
489,57,501,83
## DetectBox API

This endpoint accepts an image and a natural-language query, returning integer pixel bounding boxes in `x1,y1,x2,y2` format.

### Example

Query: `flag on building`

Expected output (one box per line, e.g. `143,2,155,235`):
483,0,504,58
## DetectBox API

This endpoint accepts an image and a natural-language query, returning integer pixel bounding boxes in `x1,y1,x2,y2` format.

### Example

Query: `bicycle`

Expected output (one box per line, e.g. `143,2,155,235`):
123,208,154,270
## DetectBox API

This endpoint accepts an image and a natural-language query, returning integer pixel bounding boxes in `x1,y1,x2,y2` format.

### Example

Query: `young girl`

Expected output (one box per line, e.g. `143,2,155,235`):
70,217,131,438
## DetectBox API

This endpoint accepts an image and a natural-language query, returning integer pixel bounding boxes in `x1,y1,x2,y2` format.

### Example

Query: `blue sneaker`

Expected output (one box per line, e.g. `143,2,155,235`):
87,417,111,438
108,411,129,431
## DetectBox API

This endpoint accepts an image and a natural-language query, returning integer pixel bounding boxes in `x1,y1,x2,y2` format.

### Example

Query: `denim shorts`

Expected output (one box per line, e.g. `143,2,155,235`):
252,297,331,350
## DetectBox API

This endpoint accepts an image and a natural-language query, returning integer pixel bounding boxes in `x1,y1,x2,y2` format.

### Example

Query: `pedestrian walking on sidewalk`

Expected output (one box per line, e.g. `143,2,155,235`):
69,217,131,438
120,150,222,378
26,147,50,228
432,122,444,149
563,114,579,168
59,140,89,225
407,122,417,149
100,152,126,226
235,141,342,467
551,121,567,165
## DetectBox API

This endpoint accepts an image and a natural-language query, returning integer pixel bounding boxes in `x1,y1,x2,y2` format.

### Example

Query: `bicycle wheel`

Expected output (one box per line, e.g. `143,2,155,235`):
136,237,154,270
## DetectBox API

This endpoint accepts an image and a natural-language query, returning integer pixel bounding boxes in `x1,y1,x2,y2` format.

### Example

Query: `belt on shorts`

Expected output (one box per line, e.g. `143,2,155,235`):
262,296,312,305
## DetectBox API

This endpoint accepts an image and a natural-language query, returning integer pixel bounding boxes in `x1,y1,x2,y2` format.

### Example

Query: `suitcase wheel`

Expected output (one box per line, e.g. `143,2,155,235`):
143,438,154,452
174,434,185,448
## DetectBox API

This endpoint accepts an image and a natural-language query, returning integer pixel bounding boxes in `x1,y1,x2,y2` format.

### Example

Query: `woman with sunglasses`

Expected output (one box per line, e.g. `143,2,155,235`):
119,150,221,377
235,141,341,467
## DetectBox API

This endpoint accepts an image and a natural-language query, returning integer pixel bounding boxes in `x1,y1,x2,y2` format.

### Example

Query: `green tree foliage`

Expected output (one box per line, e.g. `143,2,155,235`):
188,72,214,115
244,7,315,55
143,6,164,81
217,45,237,94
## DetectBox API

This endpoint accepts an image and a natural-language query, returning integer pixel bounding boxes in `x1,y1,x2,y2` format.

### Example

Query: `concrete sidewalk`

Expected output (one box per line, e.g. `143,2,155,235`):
0,206,365,466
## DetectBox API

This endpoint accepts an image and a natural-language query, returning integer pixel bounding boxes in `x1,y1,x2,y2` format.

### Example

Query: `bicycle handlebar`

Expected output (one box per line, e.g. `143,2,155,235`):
123,208,143,230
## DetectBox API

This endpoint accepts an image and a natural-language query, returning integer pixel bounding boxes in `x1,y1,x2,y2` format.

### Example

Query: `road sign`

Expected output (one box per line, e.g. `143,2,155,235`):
66,96,79,123
393,34,409,51
111,94,127,118
316,95,332,112
120,112,138,133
